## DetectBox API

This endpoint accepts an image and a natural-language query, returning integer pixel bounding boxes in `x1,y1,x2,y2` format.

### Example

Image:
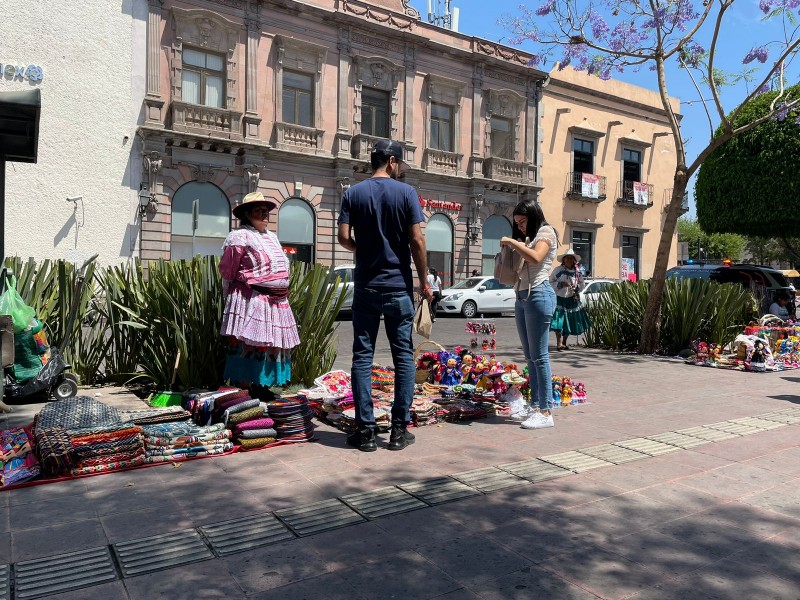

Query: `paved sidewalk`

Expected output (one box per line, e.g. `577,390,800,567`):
1,319,799,599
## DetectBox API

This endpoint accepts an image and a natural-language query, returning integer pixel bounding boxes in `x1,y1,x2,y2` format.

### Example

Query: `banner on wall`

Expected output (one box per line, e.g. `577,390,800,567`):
620,258,636,281
632,182,649,205
581,173,599,199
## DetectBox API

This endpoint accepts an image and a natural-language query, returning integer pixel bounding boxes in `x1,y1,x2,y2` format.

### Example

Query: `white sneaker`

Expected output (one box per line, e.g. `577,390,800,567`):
510,405,534,421
520,412,554,429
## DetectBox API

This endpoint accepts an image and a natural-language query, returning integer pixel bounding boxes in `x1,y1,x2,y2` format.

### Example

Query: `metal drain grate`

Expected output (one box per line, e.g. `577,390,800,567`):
498,458,572,482
275,499,364,536
727,417,785,430
614,438,681,456
579,444,650,464
201,514,295,556
758,411,800,424
450,467,528,493
340,487,427,519
114,529,213,578
646,432,711,449
540,451,614,472
14,547,117,600
0,565,8,600
704,421,764,436
675,426,740,442
399,477,480,505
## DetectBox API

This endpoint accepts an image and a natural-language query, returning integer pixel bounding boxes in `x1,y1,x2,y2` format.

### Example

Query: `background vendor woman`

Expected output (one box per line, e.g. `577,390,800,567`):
549,248,592,350
219,192,300,396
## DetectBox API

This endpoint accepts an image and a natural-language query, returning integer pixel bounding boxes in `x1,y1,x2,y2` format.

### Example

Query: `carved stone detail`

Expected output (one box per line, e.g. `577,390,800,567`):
244,164,262,193
485,69,525,86
351,32,403,53
475,40,532,66
340,0,416,31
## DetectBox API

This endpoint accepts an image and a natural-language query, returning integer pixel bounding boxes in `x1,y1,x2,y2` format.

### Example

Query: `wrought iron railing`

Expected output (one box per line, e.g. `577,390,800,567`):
171,101,242,138
617,180,654,208
663,189,690,214
565,171,607,202
483,157,537,184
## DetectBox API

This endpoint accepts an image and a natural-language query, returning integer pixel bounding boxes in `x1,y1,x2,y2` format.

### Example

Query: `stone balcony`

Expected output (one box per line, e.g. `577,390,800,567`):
424,148,463,176
351,133,381,161
274,122,325,152
170,101,242,139
484,157,537,185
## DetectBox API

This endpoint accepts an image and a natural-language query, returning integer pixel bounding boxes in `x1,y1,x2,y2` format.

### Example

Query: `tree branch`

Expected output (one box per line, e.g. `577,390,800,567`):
662,0,718,60
680,56,716,140
706,0,735,131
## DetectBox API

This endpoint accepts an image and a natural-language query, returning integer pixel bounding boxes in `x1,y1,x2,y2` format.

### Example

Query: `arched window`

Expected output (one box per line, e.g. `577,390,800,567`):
481,215,512,275
426,213,453,288
278,197,315,264
171,182,230,260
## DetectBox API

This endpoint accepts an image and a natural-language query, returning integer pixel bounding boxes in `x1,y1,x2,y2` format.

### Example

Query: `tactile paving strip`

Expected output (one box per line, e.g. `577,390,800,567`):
759,411,800,424
579,444,650,464
704,421,764,436
614,437,681,456
727,417,786,430
646,431,711,449
540,451,614,472
0,565,8,600
450,467,528,492
399,477,480,505
341,486,427,519
114,529,213,577
201,514,295,556
275,499,364,536
498,458,572,482
676,426,740,441
14,547,117,599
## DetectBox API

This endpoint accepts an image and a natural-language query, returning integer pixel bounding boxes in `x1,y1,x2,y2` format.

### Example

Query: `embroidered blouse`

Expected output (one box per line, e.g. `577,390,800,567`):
549,265,584,298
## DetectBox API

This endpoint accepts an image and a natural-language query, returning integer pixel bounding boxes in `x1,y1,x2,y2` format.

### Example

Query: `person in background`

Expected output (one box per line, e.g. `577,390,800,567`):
769,290,792,319
338,139,433,452
500,199,559,430
549,248,592,351
471,269,480,276
219,192,300,398
427,267,442,322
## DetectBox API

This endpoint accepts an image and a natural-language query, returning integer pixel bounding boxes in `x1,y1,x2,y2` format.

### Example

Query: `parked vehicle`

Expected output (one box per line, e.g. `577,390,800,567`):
328,264,355,314
580,278,618,306
667,263,795,315
439,276,516,318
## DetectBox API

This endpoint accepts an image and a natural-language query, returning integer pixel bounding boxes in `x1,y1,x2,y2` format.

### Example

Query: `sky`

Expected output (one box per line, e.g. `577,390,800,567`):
408,0,795,218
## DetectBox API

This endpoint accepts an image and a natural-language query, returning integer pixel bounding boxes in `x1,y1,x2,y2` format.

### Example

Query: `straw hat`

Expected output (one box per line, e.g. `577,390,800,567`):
501,370,526,385
232,191,278,220
557,247,582,263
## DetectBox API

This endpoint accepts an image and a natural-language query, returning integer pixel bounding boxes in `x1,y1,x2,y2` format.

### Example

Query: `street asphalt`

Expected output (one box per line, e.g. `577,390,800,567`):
0,314,798,599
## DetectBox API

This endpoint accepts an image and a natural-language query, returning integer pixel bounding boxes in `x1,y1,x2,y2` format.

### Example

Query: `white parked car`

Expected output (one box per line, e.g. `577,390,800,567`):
328,264,355,313
580,278,618,306
439,276,516,318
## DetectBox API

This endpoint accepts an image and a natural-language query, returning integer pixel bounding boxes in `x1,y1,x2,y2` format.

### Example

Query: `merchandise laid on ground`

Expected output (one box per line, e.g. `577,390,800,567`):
0,388,316,489
687,322,800,372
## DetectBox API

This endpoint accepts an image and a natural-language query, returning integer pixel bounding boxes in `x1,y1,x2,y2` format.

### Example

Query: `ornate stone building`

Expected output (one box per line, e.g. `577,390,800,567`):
136,0,547,285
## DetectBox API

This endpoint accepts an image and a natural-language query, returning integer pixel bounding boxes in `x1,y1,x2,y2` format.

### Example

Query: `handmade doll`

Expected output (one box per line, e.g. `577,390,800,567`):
439,358,462,386
470,362,488,388
749,340,767,372
499,370,526,411
694,341,710,366
560,376,573,406
551,376,562,409
707,344,722,368
573,382,587,404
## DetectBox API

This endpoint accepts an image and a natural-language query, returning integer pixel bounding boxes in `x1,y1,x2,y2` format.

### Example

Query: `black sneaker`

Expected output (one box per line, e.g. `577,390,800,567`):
387,425,415,451
347,428,377,452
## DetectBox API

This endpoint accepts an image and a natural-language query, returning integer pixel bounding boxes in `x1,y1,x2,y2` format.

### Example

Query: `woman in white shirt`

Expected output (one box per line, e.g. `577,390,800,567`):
768,290,792,319
500,199,559,430
426,267,442,322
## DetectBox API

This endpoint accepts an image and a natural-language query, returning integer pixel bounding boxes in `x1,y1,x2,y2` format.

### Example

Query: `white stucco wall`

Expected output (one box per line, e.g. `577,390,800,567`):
0,0,147,265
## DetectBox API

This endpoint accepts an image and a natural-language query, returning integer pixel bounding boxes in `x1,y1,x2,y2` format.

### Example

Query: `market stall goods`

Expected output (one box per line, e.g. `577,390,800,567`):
0,427,40,487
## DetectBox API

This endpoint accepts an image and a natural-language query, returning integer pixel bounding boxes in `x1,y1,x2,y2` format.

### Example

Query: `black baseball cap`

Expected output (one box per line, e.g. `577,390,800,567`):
371,139,405,163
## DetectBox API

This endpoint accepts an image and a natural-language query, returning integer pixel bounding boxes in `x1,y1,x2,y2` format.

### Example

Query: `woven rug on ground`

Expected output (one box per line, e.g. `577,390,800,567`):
36,397,122,430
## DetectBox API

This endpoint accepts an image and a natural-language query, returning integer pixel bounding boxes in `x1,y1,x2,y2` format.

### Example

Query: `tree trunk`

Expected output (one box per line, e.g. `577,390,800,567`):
640,171,688,354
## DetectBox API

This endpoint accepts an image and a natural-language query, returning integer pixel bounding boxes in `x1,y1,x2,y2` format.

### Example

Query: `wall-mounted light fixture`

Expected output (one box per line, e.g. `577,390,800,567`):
467,194,484,244
138,183,158,217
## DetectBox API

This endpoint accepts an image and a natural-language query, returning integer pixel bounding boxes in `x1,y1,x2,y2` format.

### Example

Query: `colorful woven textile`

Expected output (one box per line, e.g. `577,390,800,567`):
227,407,265,425
69,455,146,476
236,437,277,449
0,427,32,462
80,447,145,467
128,410,192,425
146,442,233,457
141,422,226,437
144,446,233,462
218,395,256,413
233,428,277,439
36,396,123,430
2,453,41,487
222,399,261,424
73,435,143,460
144,431,231,446
232,418,274,431
213,389,250,411
34,426,75,477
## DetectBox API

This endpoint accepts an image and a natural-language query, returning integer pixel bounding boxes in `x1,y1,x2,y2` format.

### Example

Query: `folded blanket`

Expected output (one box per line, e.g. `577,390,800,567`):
73,435,144,459
227,407,266,426
70,455,146,476
234,428,277,440
0,427,32,462
1,453,41,487
79,447,146,467
146,442,233,457
141,422,226,437
69,424,143,440
34,426,75,477
144,431,231,446
222,399,261,424
213,389,250,410
236,437,276,449
232,418,274,431
144,445,233,462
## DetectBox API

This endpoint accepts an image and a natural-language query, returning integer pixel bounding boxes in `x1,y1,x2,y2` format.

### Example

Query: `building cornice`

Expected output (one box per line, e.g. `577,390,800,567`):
546,82,679,126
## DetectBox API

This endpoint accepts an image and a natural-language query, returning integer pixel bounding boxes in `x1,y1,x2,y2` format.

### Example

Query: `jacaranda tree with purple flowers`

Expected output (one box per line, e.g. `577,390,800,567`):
504,0,800,352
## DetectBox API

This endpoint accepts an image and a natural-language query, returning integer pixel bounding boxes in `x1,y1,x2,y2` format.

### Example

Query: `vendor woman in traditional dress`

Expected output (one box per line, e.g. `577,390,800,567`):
549,248,592,350
219,191,300,396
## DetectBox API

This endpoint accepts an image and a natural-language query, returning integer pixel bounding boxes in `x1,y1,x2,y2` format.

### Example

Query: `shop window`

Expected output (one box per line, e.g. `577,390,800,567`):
430,103,454,152
171,182,230,260
621,234,641,280
571,230,593,278
282,70,314,127
278,197,315,264
361,87,391,138
481,215,512,276
490,116,514,160
181,48,225,109
426,213,453,287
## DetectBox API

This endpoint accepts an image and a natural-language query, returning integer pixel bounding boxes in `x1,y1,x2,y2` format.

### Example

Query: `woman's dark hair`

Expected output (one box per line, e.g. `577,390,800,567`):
238,212,253,227
429,267,437,277
512,199,558,243
775,290,791,302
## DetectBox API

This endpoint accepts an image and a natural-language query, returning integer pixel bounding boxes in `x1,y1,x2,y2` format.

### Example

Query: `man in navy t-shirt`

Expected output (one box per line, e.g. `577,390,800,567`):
338,139,433,452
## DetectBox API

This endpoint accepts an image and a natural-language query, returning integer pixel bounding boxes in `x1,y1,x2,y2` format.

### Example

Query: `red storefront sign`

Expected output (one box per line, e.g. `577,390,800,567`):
418,196,462,212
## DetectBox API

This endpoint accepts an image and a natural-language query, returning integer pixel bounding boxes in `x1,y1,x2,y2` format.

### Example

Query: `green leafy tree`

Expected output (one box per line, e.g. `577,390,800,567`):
678,218,744,260
504,0,800,353
743,236,800,266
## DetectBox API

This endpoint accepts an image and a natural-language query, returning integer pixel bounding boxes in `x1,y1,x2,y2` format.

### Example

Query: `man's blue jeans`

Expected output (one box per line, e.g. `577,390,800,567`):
351,287,416,429
515,282,556,410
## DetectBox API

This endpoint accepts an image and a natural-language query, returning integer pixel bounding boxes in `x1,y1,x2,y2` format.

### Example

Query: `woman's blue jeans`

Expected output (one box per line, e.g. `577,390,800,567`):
351,287,416,429
515,282,556,410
